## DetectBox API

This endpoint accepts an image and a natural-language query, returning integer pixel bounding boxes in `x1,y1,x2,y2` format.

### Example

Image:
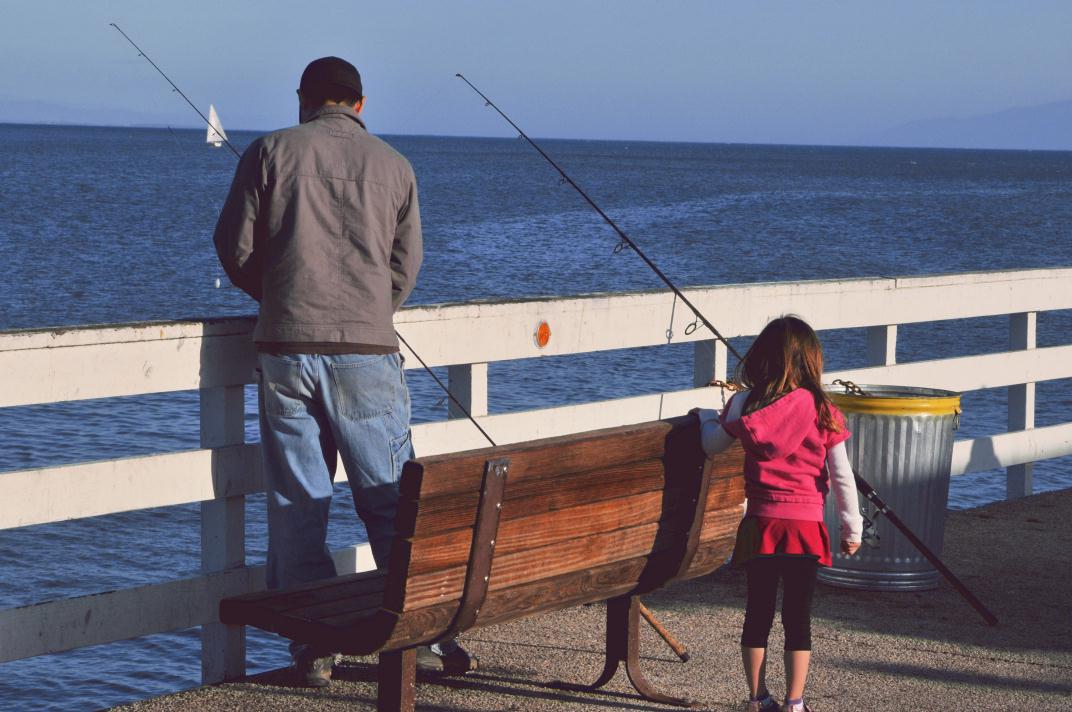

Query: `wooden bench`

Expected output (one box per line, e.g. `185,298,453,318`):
220,414,744,710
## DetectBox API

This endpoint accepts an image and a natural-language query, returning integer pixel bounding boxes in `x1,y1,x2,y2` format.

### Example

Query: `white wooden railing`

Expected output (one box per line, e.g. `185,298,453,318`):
1,267,1071,684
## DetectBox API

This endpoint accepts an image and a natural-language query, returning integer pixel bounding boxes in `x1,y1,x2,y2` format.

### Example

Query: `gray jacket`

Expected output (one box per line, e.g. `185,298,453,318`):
213,105,422,348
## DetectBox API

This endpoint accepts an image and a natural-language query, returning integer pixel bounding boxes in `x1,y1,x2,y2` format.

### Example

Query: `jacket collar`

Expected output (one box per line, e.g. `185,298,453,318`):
304,104,366,130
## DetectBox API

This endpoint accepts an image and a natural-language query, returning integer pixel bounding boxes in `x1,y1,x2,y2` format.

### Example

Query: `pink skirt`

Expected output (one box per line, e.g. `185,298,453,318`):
731,516,832,567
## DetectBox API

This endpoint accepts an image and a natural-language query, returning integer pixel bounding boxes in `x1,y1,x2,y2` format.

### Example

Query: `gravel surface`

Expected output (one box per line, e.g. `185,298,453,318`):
116,488,1072,711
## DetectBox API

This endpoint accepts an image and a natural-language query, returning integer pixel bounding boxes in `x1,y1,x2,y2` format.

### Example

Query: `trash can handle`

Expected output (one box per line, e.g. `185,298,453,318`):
832,378,869,396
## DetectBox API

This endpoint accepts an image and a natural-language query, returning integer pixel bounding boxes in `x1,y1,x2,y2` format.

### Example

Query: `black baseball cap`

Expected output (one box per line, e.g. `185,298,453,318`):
299,57,363,98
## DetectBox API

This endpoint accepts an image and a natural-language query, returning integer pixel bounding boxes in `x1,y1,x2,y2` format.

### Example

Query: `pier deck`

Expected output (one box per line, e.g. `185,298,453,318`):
118,488,1072,711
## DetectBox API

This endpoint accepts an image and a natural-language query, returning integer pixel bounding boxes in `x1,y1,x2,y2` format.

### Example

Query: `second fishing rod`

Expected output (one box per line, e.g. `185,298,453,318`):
456,73,744,366
458,77,998,626
110,23,495,448
111,25,695,659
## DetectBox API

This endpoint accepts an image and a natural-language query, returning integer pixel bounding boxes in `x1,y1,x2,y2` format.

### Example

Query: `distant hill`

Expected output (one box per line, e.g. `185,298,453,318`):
861,99,1072,151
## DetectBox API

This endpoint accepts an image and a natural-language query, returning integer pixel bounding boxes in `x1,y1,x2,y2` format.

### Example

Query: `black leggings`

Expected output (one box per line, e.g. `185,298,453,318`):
741,556,818,651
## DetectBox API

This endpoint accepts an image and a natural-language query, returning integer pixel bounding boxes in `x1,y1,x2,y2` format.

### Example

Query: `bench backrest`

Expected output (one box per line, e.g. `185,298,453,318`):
378,414,745,649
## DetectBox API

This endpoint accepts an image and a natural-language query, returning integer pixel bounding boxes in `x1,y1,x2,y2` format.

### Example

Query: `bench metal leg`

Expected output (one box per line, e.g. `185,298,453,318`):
557,595,700,708
378,648,416,712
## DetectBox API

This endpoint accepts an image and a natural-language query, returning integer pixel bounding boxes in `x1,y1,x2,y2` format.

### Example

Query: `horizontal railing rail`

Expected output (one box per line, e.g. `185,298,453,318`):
1,267,1070,680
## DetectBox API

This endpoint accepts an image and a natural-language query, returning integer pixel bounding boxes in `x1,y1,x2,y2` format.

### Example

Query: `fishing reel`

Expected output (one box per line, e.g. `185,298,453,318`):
860,504,882,549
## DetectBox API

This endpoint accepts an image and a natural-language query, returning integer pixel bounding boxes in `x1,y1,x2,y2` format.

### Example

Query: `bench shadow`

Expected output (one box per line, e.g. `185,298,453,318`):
328,659,708,711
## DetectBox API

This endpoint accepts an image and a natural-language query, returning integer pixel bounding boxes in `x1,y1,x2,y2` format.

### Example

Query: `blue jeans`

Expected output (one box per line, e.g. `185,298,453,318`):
258,351,414,591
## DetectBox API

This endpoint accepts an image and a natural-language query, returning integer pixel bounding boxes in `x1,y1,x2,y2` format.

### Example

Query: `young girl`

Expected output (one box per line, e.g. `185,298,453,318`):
697,316,863,712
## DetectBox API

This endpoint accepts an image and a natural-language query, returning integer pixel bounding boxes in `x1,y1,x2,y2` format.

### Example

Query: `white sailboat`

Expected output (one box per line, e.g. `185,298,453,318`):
206,104,227,148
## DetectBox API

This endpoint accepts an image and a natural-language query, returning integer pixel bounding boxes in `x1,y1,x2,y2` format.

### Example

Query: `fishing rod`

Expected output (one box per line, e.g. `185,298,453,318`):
112,26,692,659
109,23,494,447
854,473,998,626
111,23,242,161
455,73,744,364
462,79,999,628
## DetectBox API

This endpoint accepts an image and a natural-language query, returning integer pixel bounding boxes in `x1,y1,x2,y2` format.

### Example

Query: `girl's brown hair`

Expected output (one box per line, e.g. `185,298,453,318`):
734,315,841,432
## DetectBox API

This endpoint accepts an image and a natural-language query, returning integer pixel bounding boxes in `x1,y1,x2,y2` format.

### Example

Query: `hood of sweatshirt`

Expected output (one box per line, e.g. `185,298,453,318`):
730,388,817,461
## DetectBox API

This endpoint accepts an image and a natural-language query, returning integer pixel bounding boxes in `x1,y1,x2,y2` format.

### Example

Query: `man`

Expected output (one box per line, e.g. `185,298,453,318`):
213,56,475,687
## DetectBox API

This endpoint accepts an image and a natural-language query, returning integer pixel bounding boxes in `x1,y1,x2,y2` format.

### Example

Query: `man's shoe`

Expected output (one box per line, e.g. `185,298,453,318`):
415,642,478,676
290,647,337,688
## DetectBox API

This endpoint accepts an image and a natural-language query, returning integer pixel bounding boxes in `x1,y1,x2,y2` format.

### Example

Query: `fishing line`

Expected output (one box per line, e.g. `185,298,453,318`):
455,74,744,365
111,23,242,161
111,23,496,448
456,75,1004,626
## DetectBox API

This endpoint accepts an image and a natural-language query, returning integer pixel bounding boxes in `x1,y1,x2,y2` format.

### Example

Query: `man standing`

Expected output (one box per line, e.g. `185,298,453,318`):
213,56,474,687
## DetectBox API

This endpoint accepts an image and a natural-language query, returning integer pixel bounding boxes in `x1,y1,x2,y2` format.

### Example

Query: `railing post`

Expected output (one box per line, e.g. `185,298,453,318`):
447,363,489,419
866,324,898,367
693,340,727,388
1008,312,1036,499
199,385,246,683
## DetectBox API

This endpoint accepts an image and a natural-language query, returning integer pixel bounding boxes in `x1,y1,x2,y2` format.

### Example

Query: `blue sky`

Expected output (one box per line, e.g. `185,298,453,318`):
2,1,1070,145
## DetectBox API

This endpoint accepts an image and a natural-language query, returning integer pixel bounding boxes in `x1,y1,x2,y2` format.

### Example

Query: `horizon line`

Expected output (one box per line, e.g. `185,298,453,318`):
2,119,1071,154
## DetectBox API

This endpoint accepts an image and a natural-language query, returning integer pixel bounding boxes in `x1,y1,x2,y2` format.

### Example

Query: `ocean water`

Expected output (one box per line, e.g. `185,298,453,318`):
1,123,1070,711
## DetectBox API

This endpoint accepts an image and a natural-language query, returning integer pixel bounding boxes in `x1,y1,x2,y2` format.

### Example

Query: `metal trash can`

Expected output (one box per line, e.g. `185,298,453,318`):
819,384,961,591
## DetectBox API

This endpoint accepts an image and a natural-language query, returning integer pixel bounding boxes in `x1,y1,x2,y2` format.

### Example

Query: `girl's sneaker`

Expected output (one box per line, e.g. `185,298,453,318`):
781,701,812,712
746,693,779,711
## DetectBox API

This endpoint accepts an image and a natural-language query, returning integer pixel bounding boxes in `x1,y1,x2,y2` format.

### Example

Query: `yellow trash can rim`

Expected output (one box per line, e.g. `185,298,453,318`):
825,382,962,416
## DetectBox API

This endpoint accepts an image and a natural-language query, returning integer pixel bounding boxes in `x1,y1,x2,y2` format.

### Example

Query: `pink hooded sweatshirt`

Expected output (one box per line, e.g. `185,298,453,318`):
720,388,851,521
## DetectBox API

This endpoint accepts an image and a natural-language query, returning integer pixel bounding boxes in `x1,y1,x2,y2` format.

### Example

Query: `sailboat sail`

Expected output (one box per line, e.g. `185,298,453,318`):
206,104,227,148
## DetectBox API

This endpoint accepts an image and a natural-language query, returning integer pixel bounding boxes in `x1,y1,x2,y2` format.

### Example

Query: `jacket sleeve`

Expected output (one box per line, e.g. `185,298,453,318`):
213,140,266,302
827,441,863,542
390,173,423,311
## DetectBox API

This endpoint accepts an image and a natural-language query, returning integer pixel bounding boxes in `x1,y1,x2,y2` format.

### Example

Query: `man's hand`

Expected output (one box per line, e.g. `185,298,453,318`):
841,539,861,556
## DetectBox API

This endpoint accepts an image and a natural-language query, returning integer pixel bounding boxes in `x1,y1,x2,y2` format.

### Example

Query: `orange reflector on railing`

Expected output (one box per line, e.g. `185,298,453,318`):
534,320,551,348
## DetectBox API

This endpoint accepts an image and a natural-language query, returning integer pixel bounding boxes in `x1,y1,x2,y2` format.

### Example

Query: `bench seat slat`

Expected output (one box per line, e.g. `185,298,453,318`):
398,516,699,611
398,439,743,542
323,531,739,651
401,418,687,499
284,589,386,621
221,595,385,649
403,487,694,576
222,570,386,610
399,457,671,538
699,505,747,544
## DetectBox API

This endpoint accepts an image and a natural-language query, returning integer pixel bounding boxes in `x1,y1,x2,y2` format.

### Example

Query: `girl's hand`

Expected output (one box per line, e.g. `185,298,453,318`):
841,539,861,556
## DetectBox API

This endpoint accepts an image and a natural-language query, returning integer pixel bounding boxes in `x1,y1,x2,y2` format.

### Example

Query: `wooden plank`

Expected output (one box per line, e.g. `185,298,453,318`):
398,457,671,538
221,570,386,611
239,607,396,656
350,555,657,639
392,268,1072,369
829,344,1072,394
682,532,738,579
404,489,693,575
401,416,691,499
0,332,256,408
699,507,747,544
400,518,694,611
0,445,260,531
950,422,1072,476
3,269,1070,409
375,534,740,650
703,471,747,511
0,567,261,663
271,590,385,626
